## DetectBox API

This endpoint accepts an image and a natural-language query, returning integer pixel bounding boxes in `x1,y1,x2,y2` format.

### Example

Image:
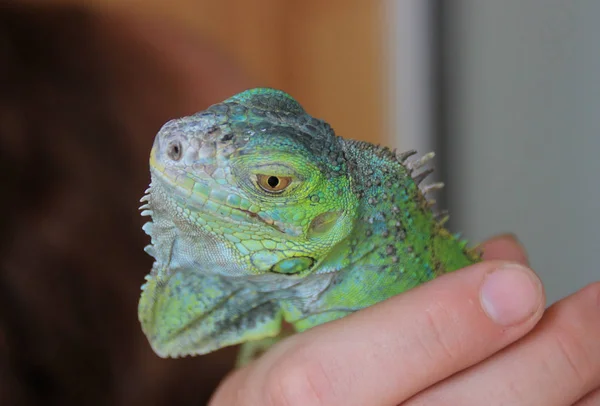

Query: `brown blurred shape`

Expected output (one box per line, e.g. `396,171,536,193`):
0,1,385,404
0,3,245,405
24,0,387,145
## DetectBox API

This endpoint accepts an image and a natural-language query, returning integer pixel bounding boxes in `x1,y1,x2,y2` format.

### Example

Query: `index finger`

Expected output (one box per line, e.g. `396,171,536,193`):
479,233,529,265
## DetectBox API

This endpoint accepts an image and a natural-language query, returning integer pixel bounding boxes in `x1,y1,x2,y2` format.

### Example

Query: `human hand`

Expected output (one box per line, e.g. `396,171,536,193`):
209,235,600,405
406,235,600,405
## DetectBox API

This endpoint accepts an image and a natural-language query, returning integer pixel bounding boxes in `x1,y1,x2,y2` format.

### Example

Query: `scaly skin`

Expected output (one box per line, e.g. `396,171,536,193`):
138,88,480,361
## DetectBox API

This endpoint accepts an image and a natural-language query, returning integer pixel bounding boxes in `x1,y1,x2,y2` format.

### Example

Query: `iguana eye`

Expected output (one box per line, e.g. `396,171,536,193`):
256,174,292,193
167,141,182,161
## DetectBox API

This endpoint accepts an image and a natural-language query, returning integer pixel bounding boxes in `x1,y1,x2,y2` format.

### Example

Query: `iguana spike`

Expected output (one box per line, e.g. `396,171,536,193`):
413,168,434,185
407,151,435,171
437,216,450,227
435,210,450,225
396,149,417,163
142,222,153,235
422,182,444,195
140,188,152,202
139,203,150,210
435,209,449,218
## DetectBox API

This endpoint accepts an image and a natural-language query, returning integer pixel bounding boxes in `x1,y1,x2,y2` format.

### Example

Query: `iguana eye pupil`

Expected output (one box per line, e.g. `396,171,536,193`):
168,142,182,161
256,174,292,193
267,176,279,188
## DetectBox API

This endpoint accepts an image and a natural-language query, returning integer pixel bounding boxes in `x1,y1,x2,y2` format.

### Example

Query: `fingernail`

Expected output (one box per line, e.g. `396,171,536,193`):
480,264,542,326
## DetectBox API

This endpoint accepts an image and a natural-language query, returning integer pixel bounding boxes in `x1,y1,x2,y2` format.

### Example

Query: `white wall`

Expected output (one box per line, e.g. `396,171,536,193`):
386,0,435,156
445,0,600,303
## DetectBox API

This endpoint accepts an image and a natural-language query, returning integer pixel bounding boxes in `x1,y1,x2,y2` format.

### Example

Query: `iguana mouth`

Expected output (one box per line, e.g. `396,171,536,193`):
149,163,287,234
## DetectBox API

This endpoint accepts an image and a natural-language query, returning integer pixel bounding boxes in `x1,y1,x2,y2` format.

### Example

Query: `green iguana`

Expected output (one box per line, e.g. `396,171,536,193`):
138,88,479,364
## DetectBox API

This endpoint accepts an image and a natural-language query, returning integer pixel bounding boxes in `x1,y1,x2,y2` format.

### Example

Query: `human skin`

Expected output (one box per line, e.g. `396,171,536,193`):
209,234,600,405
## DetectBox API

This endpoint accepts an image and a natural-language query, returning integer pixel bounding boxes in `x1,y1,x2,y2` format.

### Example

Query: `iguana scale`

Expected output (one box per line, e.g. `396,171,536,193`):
138,88,479,363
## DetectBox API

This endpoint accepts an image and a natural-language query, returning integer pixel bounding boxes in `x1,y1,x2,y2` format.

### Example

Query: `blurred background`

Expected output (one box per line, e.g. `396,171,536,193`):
0,0,597,404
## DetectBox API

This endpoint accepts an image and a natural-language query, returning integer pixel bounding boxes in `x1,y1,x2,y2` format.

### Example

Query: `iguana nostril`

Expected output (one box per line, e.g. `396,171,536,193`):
167,141,182,161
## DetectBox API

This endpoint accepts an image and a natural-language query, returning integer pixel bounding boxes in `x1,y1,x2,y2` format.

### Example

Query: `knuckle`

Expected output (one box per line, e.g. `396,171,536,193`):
418,301,461,363
553,327,592,387
262,348,330,406
550,282,600,388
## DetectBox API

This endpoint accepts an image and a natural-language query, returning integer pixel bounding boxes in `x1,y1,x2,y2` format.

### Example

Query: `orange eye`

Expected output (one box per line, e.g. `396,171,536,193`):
256,174,292,193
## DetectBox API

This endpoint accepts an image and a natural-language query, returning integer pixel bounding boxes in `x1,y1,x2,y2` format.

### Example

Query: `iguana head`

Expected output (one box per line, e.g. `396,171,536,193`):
139,89,360,357
148,88,359,276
